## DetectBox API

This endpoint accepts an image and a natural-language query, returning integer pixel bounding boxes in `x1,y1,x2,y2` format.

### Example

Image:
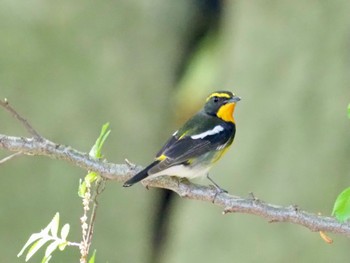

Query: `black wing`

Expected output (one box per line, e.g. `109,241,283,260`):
155,132,178,158
149,127,234,175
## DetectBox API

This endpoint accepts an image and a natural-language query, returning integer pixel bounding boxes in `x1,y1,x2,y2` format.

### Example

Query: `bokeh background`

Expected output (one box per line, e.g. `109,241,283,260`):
1,1,350,262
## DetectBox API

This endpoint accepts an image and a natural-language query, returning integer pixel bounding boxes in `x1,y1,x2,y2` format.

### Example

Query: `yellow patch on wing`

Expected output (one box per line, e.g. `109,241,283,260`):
156,154,167,161
184,158,194,165
179,131,188,139
217,103,236,123
206,92,232,102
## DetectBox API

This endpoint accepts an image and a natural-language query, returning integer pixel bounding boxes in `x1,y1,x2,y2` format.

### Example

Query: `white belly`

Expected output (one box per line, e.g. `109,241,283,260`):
148,164,211,179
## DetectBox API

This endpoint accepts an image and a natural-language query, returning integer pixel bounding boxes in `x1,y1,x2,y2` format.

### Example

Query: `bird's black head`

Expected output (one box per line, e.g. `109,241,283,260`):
204,91,241,122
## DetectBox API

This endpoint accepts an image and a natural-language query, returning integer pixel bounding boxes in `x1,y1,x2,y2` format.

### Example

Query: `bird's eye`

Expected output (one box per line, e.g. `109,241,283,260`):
213,96,219,103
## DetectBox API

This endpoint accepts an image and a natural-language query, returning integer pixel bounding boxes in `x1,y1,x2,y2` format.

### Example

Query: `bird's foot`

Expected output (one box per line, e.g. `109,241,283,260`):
206,174,228,203
172,176,191,187
210,184,228,203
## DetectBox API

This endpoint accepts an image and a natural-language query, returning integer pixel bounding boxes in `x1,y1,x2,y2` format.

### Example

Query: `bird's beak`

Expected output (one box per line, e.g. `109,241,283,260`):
226,96,241,103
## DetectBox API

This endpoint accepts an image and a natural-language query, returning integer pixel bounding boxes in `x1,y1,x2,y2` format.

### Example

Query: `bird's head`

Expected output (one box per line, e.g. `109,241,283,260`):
204,91,241,123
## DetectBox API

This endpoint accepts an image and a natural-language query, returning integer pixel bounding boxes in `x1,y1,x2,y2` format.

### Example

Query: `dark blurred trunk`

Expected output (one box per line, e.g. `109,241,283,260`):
149,1,223,263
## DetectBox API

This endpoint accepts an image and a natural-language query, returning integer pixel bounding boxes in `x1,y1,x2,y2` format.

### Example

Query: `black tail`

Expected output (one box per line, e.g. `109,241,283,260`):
123,161,159,187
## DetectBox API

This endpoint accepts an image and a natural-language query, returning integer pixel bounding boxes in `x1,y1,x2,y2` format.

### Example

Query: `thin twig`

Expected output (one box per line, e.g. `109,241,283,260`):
0,135,138,180
86,179,105,252
0,152,22,164
68,241,82,247
125,158,136,168
80,177,92,263
86,202,98,250
0,99,42,139
79,177,105,263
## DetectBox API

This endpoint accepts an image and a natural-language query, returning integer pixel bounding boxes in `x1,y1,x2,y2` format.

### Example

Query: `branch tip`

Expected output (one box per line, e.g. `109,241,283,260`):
0,152,22,165
125,158,136,168
319,231,333,244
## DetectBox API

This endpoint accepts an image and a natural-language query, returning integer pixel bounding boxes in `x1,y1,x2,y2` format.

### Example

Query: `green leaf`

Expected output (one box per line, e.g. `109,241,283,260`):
43,240,60,262
50,213,60,238
79,123,110,197
85,171,98,184
88,250,97,263
78,179,87,197
25,237,51,261
58,241,68,251
18,213,61,260
60,224,70,241
332,187,350,222
89,122,111,158
41,255,52,263
79,172,100,197
18,233,43,258
347,103,350,119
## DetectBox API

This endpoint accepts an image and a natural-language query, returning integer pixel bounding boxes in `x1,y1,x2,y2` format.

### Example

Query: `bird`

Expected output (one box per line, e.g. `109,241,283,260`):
123,90,241,192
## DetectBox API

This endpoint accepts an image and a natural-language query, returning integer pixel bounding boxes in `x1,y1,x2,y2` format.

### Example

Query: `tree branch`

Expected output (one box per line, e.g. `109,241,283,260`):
1,133,350,238
1,99,349,240
0,99,42,139
0,152,22,164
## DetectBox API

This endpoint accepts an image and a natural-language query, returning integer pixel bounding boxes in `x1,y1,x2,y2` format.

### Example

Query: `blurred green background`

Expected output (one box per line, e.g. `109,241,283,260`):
1,1,350,262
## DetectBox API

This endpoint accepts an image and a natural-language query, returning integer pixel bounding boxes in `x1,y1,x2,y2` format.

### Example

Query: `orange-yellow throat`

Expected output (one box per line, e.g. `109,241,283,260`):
216,102,236,123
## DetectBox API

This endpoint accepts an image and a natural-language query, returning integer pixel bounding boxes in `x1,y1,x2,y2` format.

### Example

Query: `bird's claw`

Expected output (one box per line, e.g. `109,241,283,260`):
210,185,228,203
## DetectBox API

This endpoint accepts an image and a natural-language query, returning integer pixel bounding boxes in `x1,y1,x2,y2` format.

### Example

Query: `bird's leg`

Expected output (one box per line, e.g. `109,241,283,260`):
170,175,190,187
207,174,228,203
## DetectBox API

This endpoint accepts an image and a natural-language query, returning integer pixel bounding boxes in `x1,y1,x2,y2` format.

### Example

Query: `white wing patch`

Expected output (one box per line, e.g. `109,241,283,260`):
191,125,224,139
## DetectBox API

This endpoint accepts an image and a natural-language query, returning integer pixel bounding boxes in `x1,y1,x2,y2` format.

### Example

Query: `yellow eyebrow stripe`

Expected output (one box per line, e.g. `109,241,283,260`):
206,92,232,102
